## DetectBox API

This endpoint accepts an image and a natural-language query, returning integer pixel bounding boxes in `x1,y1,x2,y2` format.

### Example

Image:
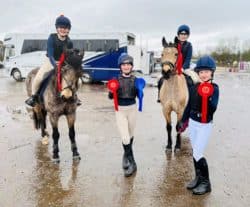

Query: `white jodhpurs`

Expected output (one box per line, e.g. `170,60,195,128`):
32,57,54,95
188,118,212,161
115,104,137,145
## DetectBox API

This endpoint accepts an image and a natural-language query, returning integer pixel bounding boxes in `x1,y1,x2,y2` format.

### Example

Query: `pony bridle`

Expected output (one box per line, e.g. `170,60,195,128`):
60,62,78,94
161,48,179,77
161,60,176,71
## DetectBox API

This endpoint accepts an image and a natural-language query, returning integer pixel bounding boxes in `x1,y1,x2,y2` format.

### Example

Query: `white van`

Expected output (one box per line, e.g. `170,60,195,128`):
4,51,45,81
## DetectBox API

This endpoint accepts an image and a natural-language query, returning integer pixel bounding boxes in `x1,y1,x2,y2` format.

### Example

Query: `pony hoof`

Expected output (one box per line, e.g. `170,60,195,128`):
174,147,181,153
41,136,49,145
73,155,81,161
165,147,172,153
52,158,60,164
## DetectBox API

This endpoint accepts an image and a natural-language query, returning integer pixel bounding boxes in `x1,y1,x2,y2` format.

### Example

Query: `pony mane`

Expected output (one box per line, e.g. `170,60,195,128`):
65,53,83,70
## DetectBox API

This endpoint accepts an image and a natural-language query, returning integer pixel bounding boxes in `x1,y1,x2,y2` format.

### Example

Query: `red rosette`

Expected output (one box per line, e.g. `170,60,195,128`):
198,82,214,123
107,79,119,111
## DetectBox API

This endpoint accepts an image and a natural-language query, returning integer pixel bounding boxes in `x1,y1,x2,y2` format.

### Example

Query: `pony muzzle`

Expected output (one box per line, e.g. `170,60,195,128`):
162,64,171,73
162,61,175,73
60,88,73,99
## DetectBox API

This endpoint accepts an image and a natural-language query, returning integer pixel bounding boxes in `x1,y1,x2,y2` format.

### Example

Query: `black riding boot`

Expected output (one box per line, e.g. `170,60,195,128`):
186,157,201,190
157,90,161,103
157,77,164,103
123,138,137,177
25,94,38,107
192,158,211,195
122,143,130,170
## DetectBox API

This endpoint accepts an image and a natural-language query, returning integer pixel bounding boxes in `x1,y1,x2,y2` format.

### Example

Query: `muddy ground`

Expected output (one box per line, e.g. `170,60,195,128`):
0,71,250,207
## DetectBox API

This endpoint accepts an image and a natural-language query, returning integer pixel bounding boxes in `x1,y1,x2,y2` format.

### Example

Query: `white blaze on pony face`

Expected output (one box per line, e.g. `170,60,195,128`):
61,88,73,99
60,68,77,99
161,47,178,73
198,70,213,82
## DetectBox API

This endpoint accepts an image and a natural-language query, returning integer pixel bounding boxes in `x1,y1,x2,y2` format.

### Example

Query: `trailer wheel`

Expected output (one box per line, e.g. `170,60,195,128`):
81,72,92,84
12,68,23,82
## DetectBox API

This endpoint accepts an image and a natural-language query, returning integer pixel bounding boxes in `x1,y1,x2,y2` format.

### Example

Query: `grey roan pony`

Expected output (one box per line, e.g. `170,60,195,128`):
26,49,84,162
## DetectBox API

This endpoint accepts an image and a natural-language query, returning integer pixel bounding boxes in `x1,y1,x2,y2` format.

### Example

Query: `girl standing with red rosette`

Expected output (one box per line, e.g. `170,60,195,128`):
178,55,219,195
108,53,145,177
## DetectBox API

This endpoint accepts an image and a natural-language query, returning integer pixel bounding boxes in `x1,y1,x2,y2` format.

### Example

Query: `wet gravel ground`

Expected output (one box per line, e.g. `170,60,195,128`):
0,70,250,207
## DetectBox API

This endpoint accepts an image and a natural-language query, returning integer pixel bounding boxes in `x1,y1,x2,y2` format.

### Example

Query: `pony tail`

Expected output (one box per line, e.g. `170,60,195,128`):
33,110,41,129
32,106,46,130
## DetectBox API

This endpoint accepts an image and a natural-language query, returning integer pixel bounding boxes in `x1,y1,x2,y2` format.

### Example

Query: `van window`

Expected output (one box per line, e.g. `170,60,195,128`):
127,36,135,45
8,47,15,57
21,39,119,54
0,45,4,61
21,39,47,54
71,39,119,52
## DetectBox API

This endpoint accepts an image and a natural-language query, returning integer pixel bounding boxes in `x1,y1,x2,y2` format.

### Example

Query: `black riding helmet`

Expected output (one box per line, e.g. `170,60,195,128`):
55,15,71,30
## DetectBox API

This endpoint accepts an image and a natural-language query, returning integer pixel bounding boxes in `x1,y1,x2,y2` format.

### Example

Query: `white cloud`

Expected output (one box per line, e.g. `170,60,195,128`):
1,0,250,53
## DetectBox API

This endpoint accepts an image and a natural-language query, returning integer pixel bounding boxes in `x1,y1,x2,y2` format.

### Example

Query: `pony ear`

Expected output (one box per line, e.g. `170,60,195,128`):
73,48,80,54
79,49,85,59
174,36,179,44
174,36,179,47
162,37,168,48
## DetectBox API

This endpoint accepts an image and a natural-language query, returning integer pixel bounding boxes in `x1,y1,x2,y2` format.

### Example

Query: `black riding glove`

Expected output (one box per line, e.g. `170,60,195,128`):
108,92,113,99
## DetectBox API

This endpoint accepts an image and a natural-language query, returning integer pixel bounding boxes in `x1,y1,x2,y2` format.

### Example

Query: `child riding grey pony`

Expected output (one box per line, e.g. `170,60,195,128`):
25,15,76,106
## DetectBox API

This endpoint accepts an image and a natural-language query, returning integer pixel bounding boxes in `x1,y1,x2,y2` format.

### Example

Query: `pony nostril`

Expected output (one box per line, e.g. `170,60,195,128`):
60,93,67,100
61,95,65,100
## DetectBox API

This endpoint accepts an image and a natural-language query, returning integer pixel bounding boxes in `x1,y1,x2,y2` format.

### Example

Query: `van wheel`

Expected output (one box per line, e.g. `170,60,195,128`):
81,73,92,84
12,68,22,82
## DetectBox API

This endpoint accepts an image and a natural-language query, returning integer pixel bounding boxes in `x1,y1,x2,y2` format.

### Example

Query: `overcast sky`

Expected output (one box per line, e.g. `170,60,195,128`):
1,0,250,54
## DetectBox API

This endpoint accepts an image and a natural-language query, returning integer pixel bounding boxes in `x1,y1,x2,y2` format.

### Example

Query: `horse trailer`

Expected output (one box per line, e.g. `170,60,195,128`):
1,33,154,82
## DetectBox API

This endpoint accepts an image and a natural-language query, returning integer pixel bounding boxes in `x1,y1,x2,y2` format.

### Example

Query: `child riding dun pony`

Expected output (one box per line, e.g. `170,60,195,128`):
160,37,191,152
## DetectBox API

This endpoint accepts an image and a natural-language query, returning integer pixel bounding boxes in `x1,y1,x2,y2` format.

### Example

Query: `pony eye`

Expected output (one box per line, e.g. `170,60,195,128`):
175,53,178,56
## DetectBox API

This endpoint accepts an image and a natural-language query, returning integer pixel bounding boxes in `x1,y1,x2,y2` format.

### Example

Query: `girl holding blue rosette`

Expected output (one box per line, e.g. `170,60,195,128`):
108,53,145,177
